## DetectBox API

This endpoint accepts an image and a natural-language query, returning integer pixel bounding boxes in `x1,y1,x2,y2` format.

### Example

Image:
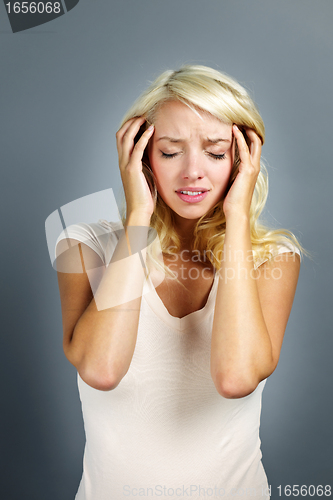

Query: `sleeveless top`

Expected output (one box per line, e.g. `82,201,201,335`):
55,219,300,500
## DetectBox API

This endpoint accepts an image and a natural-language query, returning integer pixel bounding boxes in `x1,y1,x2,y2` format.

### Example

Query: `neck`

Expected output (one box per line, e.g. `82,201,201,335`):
172,213,199,251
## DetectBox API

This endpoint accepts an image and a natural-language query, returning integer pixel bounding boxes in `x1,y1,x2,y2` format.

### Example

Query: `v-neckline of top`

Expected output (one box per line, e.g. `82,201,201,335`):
143,271,219,332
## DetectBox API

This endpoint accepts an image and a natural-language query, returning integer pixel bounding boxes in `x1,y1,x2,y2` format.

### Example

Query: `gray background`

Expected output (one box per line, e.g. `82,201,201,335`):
1,1,332,499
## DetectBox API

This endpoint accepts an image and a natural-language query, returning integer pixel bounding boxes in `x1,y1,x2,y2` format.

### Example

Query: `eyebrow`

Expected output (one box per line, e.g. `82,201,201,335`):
156,136,231,144
206,137,231,144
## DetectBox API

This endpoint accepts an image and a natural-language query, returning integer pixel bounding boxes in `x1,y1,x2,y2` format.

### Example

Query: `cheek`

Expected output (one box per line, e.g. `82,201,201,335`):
216,161,233,184
149,147,160,172
149,149,172,182
149,156,168,192
150,156,161,180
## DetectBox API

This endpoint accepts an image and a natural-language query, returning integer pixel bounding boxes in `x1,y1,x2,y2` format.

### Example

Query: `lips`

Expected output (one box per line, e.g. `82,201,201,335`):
175,188,209,204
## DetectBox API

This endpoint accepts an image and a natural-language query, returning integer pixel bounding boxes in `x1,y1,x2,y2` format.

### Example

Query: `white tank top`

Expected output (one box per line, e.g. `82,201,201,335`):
56,220,300,500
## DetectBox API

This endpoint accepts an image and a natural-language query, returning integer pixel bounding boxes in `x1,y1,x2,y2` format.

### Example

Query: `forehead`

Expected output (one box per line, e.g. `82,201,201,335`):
153,100,232,136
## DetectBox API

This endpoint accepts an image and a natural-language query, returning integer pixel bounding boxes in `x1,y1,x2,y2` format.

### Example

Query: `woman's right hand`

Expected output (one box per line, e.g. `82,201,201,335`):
116,117,155,221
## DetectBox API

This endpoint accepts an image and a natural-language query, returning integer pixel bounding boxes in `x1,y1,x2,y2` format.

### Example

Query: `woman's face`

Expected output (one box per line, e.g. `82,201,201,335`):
148,100,234,222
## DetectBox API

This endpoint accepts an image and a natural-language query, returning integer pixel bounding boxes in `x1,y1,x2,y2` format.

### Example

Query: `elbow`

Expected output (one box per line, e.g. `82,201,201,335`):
213,373,259,399
78,361,124,392
79,367,122,391
211,353,277,399
64,343,124,391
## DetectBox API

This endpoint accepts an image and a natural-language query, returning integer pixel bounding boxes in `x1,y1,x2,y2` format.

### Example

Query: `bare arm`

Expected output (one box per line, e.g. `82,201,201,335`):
210,126,300,398
56,118,155,391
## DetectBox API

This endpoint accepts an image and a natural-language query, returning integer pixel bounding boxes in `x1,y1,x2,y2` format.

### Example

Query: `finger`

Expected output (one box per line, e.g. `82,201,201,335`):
233,125,250,162
118,117,147,166
116,117,146,152
116,117,137,147
116,119,138,165
244,128,262,165
122,118,147,155
129,125,155,166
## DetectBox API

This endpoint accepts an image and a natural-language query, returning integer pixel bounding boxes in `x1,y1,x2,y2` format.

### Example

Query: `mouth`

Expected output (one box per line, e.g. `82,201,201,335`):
175,188,209,203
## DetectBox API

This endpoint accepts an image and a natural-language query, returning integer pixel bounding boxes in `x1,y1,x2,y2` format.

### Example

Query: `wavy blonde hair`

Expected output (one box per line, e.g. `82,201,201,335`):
119,65,306,277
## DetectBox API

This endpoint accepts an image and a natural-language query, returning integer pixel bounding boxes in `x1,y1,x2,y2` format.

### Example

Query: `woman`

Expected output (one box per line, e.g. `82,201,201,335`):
55,65,302,499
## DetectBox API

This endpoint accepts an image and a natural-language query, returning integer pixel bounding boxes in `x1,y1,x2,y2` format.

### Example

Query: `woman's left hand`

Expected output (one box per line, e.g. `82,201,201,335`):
222,125,262,220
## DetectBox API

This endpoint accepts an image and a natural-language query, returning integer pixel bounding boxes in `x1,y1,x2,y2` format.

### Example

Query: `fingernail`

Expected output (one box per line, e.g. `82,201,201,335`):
233,124,239,130
148,124,154,131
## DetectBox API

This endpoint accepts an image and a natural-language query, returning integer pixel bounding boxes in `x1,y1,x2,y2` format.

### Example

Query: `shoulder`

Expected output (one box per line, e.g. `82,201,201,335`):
55,219,123,242
274,241,301,257
254,240,301,270
55,219,123,265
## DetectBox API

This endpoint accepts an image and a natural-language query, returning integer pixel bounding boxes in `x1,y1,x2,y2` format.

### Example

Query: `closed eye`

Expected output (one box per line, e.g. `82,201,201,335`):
208,152,227,160
161,151,179,159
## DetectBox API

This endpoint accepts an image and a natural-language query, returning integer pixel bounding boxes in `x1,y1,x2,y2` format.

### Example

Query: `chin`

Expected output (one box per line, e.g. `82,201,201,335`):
170,206,211,221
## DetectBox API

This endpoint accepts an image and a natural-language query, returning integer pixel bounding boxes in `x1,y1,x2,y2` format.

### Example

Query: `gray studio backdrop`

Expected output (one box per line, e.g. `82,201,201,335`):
1,1,332,499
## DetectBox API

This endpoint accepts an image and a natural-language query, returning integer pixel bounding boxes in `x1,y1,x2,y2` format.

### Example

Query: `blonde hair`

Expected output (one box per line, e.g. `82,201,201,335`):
119,65,306,277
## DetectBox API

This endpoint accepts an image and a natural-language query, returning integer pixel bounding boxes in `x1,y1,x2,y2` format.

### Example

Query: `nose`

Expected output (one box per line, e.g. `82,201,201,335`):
181,152,205,181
